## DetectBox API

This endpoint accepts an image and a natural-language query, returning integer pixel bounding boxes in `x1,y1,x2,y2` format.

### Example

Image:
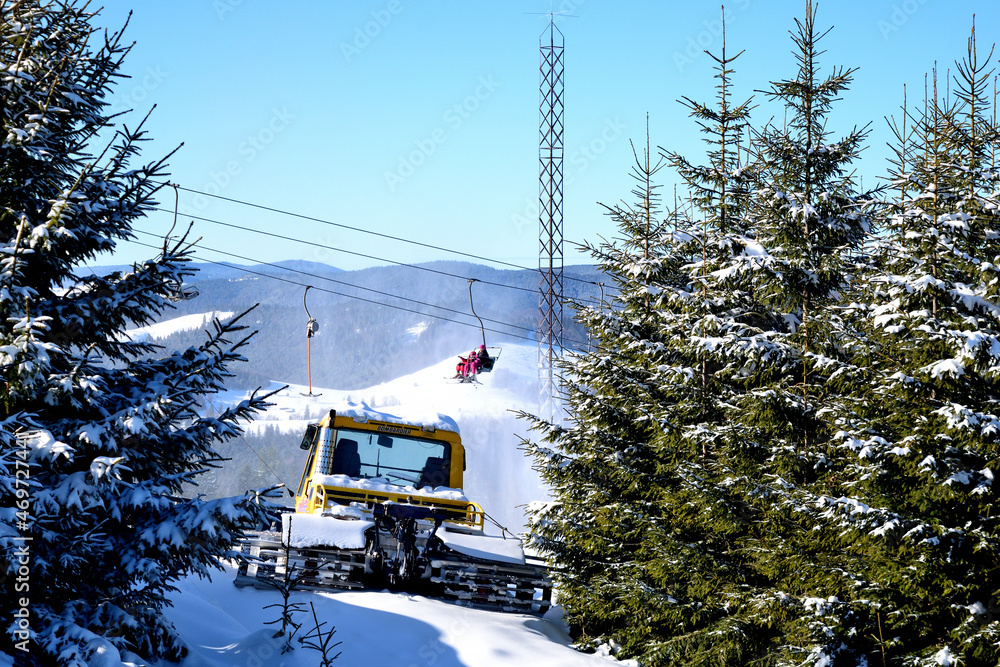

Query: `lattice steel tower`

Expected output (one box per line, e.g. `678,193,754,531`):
538,18,564,423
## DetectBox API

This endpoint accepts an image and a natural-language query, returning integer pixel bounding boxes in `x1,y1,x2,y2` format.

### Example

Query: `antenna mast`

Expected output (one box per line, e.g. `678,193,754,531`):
538,14,565,423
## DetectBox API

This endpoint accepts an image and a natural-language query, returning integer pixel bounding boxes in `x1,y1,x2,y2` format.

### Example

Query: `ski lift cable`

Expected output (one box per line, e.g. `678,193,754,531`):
152,181,602,288
147,206,541,296
130,229,543,337
124,238,585,346
160,229,541,333
144,204,606,309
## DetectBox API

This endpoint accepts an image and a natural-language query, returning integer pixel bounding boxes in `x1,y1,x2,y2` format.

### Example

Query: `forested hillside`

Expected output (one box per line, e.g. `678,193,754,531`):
101,259,604,389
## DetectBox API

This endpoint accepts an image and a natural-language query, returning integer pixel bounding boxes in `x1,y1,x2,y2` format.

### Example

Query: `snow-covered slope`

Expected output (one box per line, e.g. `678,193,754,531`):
166,563,628,667
152,344,630,667
219,342,548,534
124,311,234,342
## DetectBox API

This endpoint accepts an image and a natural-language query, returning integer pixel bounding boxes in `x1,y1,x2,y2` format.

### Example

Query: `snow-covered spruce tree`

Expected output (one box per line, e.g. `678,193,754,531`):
608,3,876,663
705,3,879,663
638,26,787,664
523,20,774,664
639,8,871,661
522,128,687,660
0,3,273,664
823,27,1000,665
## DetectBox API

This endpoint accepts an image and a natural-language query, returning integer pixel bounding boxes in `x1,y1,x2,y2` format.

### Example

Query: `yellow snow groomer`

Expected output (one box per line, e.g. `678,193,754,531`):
235,403,551,614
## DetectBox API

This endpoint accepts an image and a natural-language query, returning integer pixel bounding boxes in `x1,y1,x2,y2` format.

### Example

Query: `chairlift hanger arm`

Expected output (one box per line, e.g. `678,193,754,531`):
303,285,313,319
302,286,321,396
303,285,318,337
468,279,486,349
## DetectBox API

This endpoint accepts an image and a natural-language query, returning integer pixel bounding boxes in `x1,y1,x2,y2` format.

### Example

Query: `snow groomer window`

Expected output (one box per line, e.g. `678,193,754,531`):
331,429,450,489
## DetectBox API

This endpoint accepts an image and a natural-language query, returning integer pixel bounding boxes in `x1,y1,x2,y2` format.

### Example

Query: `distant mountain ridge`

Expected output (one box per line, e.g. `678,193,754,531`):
91,259,605,390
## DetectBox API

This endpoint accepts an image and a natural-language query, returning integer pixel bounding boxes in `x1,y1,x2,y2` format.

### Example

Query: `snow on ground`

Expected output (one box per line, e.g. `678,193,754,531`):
217,343,550,535
159,344,628,667
405,321,430,340
125,311,235,342
165,563,628,667
230,343,539,432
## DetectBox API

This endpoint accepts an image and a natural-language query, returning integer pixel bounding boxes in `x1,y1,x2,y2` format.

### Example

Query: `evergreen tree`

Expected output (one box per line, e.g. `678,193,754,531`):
646,5,871,660
525,4,878,664
525,14,767,664
523,127,683,660
825,25,1000,665
716,5,875,663
637,22,778,663
0,3,273,663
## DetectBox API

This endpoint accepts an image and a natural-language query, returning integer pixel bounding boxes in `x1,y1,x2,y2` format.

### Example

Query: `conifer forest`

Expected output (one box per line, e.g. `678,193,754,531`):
525,4,1000,666
3,1,1000,666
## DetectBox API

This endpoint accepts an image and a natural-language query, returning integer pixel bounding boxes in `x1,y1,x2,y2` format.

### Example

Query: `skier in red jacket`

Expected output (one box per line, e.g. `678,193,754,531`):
454,345,488,379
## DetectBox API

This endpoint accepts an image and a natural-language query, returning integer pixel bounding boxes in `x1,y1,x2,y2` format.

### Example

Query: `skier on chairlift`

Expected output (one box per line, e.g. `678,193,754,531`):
451,281,499,382
454,344,489,380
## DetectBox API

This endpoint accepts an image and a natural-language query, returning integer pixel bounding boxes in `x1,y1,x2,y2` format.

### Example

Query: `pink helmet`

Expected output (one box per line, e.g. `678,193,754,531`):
479,345,486,350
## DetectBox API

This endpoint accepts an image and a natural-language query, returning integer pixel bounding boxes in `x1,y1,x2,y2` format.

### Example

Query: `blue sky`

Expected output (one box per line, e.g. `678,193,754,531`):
96,1,999,272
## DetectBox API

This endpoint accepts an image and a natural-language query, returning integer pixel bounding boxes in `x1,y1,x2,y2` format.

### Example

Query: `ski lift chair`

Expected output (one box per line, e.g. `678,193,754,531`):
479,347,501,373
165,280,199,302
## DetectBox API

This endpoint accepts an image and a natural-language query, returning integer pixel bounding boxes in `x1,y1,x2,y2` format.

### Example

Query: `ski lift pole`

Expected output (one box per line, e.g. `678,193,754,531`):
468,279,486,349
303,286,321,397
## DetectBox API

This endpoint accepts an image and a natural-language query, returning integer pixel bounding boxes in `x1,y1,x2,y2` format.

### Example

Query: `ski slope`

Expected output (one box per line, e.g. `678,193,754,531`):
124,311,235,342
220,342,550,535
159,344,633,667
